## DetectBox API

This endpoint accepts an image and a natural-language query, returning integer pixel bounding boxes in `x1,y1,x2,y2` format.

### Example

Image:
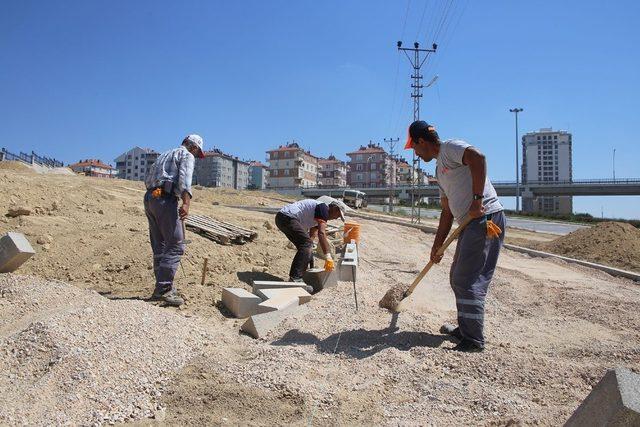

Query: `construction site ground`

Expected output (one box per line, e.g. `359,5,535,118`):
1,163,639,425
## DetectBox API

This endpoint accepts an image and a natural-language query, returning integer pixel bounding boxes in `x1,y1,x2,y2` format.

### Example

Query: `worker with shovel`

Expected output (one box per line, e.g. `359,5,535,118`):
275,197,348,282
405,121,505,352
143,134,205,307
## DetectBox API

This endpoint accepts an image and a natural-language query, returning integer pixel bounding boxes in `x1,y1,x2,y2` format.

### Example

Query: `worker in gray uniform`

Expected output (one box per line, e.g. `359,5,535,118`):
405,121,505,352
275,197,348,282
143,134,204,307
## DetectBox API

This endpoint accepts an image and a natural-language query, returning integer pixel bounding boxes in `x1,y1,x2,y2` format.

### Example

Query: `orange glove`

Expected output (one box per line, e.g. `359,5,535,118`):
486,219,502,239
324,255,335,272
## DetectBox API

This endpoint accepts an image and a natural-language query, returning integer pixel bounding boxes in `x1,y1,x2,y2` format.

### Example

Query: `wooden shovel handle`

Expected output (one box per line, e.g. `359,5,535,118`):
404,215,474,297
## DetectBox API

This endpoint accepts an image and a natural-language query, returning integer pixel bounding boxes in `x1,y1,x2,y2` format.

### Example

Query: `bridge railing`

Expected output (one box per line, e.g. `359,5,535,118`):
1,148,64,168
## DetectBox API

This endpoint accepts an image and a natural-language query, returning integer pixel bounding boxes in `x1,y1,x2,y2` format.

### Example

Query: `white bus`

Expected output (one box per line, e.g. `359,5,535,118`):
342,190,368,209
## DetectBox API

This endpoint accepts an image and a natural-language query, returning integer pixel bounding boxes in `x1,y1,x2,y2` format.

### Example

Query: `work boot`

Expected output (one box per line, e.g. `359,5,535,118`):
149,289,167,301
452,338,484,353
440,323,463,341
162,290,184,307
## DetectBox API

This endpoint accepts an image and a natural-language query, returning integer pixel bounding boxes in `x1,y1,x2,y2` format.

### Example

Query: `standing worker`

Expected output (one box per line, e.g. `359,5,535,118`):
405,121,505,352
275,197,348,282
143,134,205,307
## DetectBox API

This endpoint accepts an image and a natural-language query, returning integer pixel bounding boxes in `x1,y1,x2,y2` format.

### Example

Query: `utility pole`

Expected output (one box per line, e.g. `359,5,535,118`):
509,108,524,213
613,148,616,180
398,41,437,223
384,137,399,212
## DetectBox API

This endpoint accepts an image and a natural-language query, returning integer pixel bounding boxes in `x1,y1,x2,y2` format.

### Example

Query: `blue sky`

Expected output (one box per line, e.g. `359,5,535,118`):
1,1,638,218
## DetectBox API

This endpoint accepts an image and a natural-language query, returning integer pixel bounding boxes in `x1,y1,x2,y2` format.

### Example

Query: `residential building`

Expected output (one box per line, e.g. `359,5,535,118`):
114,147,159,181
521,128,573,214
395,158,414,186
266,142,319,189
193,149,250,189
346,142,392,188
248,161,269,190
318,155,348,187
69,159,117,178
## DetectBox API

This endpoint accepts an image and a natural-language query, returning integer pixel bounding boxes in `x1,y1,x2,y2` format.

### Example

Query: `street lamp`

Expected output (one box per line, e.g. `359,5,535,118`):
509,108,524,213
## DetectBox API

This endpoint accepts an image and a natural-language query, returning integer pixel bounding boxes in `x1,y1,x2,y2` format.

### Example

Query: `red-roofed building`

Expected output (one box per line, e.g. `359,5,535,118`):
266,142,319,189
318,155,348,187
69,159,117,178
346,142,392,188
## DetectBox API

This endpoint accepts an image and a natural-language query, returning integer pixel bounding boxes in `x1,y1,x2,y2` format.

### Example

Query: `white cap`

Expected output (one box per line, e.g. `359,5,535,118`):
184,134,205,158
317,195,351,222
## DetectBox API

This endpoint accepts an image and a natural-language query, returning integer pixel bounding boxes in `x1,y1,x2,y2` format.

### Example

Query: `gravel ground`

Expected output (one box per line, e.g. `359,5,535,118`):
1,168,639,425
0,275,213,425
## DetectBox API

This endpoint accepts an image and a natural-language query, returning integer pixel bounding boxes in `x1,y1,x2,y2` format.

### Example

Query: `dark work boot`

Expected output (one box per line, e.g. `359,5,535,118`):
452,338,484,353
162,290,184,307
440,323,463,341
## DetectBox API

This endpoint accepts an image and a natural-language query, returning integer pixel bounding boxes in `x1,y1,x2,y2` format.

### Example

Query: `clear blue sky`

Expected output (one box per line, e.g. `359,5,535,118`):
1,1,638,218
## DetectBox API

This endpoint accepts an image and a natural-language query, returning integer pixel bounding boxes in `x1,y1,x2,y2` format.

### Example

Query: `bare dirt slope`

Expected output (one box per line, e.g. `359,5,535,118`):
535,221,640,272
1,168,639,425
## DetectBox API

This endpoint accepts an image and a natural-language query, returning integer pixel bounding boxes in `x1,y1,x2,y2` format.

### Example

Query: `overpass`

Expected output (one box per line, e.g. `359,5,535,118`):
295,179,640,198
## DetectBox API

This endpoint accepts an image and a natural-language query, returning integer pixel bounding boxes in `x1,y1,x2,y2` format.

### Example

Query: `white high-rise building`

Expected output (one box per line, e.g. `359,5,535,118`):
114,147,159,181
521,128,573,215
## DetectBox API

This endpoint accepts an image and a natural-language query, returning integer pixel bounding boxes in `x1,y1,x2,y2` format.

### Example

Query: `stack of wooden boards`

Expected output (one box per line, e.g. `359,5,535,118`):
185,214,258,245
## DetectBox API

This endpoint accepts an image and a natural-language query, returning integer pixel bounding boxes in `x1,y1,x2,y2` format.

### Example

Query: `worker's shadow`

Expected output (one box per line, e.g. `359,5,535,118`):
236,271,283,285
271,315,448,359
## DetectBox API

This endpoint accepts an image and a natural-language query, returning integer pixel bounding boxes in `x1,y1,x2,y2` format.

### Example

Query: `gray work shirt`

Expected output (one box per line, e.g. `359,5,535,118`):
144,146,195,198
436,139,503,223
279,199,330,230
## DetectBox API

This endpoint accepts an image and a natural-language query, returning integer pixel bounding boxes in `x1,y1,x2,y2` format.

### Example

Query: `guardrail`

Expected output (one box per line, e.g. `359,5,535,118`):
0,148,64,168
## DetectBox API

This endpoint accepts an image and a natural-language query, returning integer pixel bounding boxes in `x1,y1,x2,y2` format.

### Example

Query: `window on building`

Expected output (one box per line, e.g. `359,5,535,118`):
284,169,290,176
356,164,363,171
127,169,131,173
357,173,363,181
371,163,377,170
356,155,363,161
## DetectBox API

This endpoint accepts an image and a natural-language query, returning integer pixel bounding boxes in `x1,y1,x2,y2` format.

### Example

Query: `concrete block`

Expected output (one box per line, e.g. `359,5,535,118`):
339,259,358,283
256,287,312,305
221,287,262,318
303,268,338,293
241,300,299,339
257,294,299,314
0,232,35,273
252,280,313,295
565,367,640,427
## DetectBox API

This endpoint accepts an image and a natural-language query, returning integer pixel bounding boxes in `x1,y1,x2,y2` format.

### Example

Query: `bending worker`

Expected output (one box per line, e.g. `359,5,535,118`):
405,121,505,352
143,134,205,307
275,197,348,282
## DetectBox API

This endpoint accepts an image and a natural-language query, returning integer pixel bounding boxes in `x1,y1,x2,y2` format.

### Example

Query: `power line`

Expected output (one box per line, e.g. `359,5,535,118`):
384,137,400,212
397,40,437,223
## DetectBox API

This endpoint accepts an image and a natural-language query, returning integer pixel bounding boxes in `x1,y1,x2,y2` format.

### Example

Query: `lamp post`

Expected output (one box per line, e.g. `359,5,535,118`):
509,108,524,213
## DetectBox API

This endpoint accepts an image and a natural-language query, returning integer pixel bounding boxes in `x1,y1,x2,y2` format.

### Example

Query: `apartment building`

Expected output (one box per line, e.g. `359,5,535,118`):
248,161,269,190
521,128,573,214
266,142,319,189
69,159,117,178
318,155,348,187
346,142,392,188
193,149,250,190
114,147,159,181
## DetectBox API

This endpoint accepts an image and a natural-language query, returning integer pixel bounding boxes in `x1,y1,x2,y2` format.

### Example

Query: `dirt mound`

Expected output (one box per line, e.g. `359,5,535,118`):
0,161,34,172
537,221,640,272
0,274,212,425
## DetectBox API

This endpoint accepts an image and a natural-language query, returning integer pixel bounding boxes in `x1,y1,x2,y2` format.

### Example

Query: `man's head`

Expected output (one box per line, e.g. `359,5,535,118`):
182,134,205,159
404,120,440,162
316,195,349,222
328,204,344,221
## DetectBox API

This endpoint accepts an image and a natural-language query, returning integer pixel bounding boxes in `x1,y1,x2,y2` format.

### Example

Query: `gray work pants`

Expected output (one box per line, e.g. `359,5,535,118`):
143,190,185,294
275,212,313,280
449,210,506,348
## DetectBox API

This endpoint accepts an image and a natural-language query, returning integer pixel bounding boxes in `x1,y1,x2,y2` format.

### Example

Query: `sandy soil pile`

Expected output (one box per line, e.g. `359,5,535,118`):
0,161,34,172
0,274,213,425
1,168,639,425
537,221,640,272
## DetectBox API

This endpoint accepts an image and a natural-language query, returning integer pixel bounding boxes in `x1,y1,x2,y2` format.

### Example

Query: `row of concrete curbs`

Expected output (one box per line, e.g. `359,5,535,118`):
223,242,359,338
